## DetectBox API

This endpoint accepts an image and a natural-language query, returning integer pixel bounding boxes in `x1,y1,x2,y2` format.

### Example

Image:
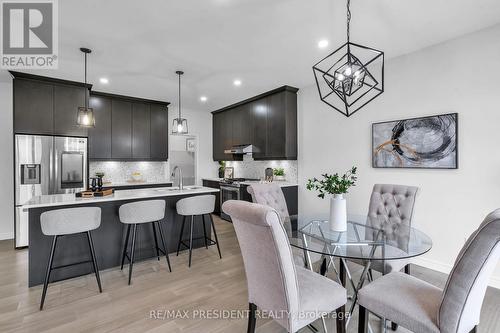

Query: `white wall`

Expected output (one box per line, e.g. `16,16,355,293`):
168,107,218,184
298,24,500,287
0,80,14,240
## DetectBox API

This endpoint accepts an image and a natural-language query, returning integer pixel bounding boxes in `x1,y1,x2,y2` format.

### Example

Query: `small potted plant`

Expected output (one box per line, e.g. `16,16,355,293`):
273,167,285,181
306,166,357,231
218,161,226,179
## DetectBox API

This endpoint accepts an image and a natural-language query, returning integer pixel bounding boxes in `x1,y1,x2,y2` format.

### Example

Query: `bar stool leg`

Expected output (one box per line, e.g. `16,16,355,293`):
208,214,222,259
120,224,131,270
86,231,102,293
155,221,172,272
201,215,209,249
177,216,186,256
40,235,58,310
128,224,138,285
188,215,194,267
151,222,160,261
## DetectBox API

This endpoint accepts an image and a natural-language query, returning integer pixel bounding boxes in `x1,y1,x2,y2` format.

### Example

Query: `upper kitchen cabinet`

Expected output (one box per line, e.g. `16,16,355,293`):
111,98,133,159
12,72,91,136
88,95,112,159
54,84,88,137
212,85,298,161
150,104,169,160
132,102,151,159
88,91,169,161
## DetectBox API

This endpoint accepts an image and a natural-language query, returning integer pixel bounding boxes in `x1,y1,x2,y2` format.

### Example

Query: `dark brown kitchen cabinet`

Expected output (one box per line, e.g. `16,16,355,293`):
150,104,168,160
12,72,92,136
232,104,253,146
212,112,225,161
13,78,54,135
111,99,133,159
54,84,88,137
132,102,150,159
212,86,298,161
89,92,169,161
88,95,112,159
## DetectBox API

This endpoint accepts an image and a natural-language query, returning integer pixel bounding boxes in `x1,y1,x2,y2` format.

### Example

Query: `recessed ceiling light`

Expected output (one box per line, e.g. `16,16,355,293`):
99,77,109,84
233,79,242,86
318,39,329,49
200,96,207,102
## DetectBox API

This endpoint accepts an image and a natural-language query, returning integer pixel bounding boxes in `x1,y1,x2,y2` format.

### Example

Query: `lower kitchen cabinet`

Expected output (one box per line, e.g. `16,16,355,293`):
202,180,222,214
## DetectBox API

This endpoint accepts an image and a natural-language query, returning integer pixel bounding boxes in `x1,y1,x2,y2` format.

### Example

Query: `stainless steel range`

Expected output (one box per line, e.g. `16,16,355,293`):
219,178,258,221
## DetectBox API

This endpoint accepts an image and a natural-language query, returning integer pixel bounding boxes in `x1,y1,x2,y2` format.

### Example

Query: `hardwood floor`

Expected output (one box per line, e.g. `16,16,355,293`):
0,216,498,332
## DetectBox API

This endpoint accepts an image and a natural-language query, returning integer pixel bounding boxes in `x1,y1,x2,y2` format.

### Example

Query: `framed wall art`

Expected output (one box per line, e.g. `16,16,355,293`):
372,113,458,169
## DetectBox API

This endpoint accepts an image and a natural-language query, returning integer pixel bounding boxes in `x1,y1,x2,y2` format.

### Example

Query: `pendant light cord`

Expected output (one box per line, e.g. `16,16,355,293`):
178,72,181,119
84,51,88,109
346,0,351,43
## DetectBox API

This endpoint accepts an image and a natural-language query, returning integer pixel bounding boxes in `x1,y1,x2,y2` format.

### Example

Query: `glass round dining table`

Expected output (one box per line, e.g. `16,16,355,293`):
285,215,433,328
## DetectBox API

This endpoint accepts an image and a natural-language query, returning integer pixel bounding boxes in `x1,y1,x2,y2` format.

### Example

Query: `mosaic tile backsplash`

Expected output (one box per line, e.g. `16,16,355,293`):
225,155,298,182
89,161,170,184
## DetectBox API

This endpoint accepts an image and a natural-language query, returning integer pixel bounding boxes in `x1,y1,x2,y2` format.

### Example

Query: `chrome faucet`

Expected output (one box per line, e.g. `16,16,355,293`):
171,166,183,190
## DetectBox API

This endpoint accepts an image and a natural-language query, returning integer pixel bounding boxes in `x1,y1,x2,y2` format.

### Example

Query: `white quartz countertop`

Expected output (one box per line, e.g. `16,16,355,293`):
202,178,298,188
99,180,173,187
22,186,219,210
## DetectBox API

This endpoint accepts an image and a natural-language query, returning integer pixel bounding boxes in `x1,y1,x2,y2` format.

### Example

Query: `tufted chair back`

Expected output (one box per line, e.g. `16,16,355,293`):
366,184,419,250
247,183,290,223
438,209,500,333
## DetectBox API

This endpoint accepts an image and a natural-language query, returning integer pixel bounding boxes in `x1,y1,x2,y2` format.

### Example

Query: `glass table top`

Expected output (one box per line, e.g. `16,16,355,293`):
287,215,432,261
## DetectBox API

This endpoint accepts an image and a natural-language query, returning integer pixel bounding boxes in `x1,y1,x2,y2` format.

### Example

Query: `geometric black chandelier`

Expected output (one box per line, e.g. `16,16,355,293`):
313,0,384,117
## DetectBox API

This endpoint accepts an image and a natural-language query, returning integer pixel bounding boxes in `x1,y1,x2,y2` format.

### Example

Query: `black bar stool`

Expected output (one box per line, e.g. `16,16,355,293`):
119,200,172,285
176,195,222,267
39,207,102,310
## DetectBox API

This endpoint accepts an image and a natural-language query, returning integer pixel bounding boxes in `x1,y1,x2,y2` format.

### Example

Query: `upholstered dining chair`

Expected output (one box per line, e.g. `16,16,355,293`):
247,183,324,270
222,200,347,333
357,209,500,333
247,183,295,231
352,184,419,275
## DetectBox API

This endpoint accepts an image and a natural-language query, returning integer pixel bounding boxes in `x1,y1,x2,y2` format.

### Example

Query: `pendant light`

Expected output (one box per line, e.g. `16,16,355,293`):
312,0,384,117
76,47,95,127
172,70,188,134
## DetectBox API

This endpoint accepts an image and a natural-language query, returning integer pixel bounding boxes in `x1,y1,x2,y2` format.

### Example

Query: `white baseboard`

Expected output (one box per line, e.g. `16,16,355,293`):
413,257,500,290
0,232,14,241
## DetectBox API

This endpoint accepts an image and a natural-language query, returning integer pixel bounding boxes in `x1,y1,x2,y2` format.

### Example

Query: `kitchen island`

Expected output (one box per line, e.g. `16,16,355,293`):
23,186,219,287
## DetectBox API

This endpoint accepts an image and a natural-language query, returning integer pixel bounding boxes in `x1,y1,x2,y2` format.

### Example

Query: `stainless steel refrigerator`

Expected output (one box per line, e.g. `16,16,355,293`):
14,135,88,248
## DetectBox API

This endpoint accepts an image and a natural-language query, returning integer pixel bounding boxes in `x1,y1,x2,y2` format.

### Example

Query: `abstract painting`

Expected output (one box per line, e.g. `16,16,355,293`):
372,113,458,169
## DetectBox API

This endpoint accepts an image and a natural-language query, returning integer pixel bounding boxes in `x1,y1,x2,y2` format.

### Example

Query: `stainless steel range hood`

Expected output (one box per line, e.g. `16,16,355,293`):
224,144,258,155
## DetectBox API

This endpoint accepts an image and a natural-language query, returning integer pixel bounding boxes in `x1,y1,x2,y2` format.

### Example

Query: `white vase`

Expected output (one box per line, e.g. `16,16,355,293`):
329,194,347,231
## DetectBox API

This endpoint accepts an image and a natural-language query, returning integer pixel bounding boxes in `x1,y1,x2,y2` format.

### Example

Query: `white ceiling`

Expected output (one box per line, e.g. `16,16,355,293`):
4,0,500,112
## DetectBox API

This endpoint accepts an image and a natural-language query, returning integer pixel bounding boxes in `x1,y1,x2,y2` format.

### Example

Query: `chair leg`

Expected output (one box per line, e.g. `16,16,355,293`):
247,303,257,333
176,216,186,256
201,215,209,249
156,221,172,272
128,224,138,285
86,231,102,293
188,215,194,267
152,222,160,260
120,224,131,270
209,214,222,259
335,304,346,333
40,235,58,310
358,305,368,333
320,258,328,276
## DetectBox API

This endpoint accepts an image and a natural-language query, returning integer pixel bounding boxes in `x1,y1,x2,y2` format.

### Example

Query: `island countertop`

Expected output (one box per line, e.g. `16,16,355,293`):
23,186,219,210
